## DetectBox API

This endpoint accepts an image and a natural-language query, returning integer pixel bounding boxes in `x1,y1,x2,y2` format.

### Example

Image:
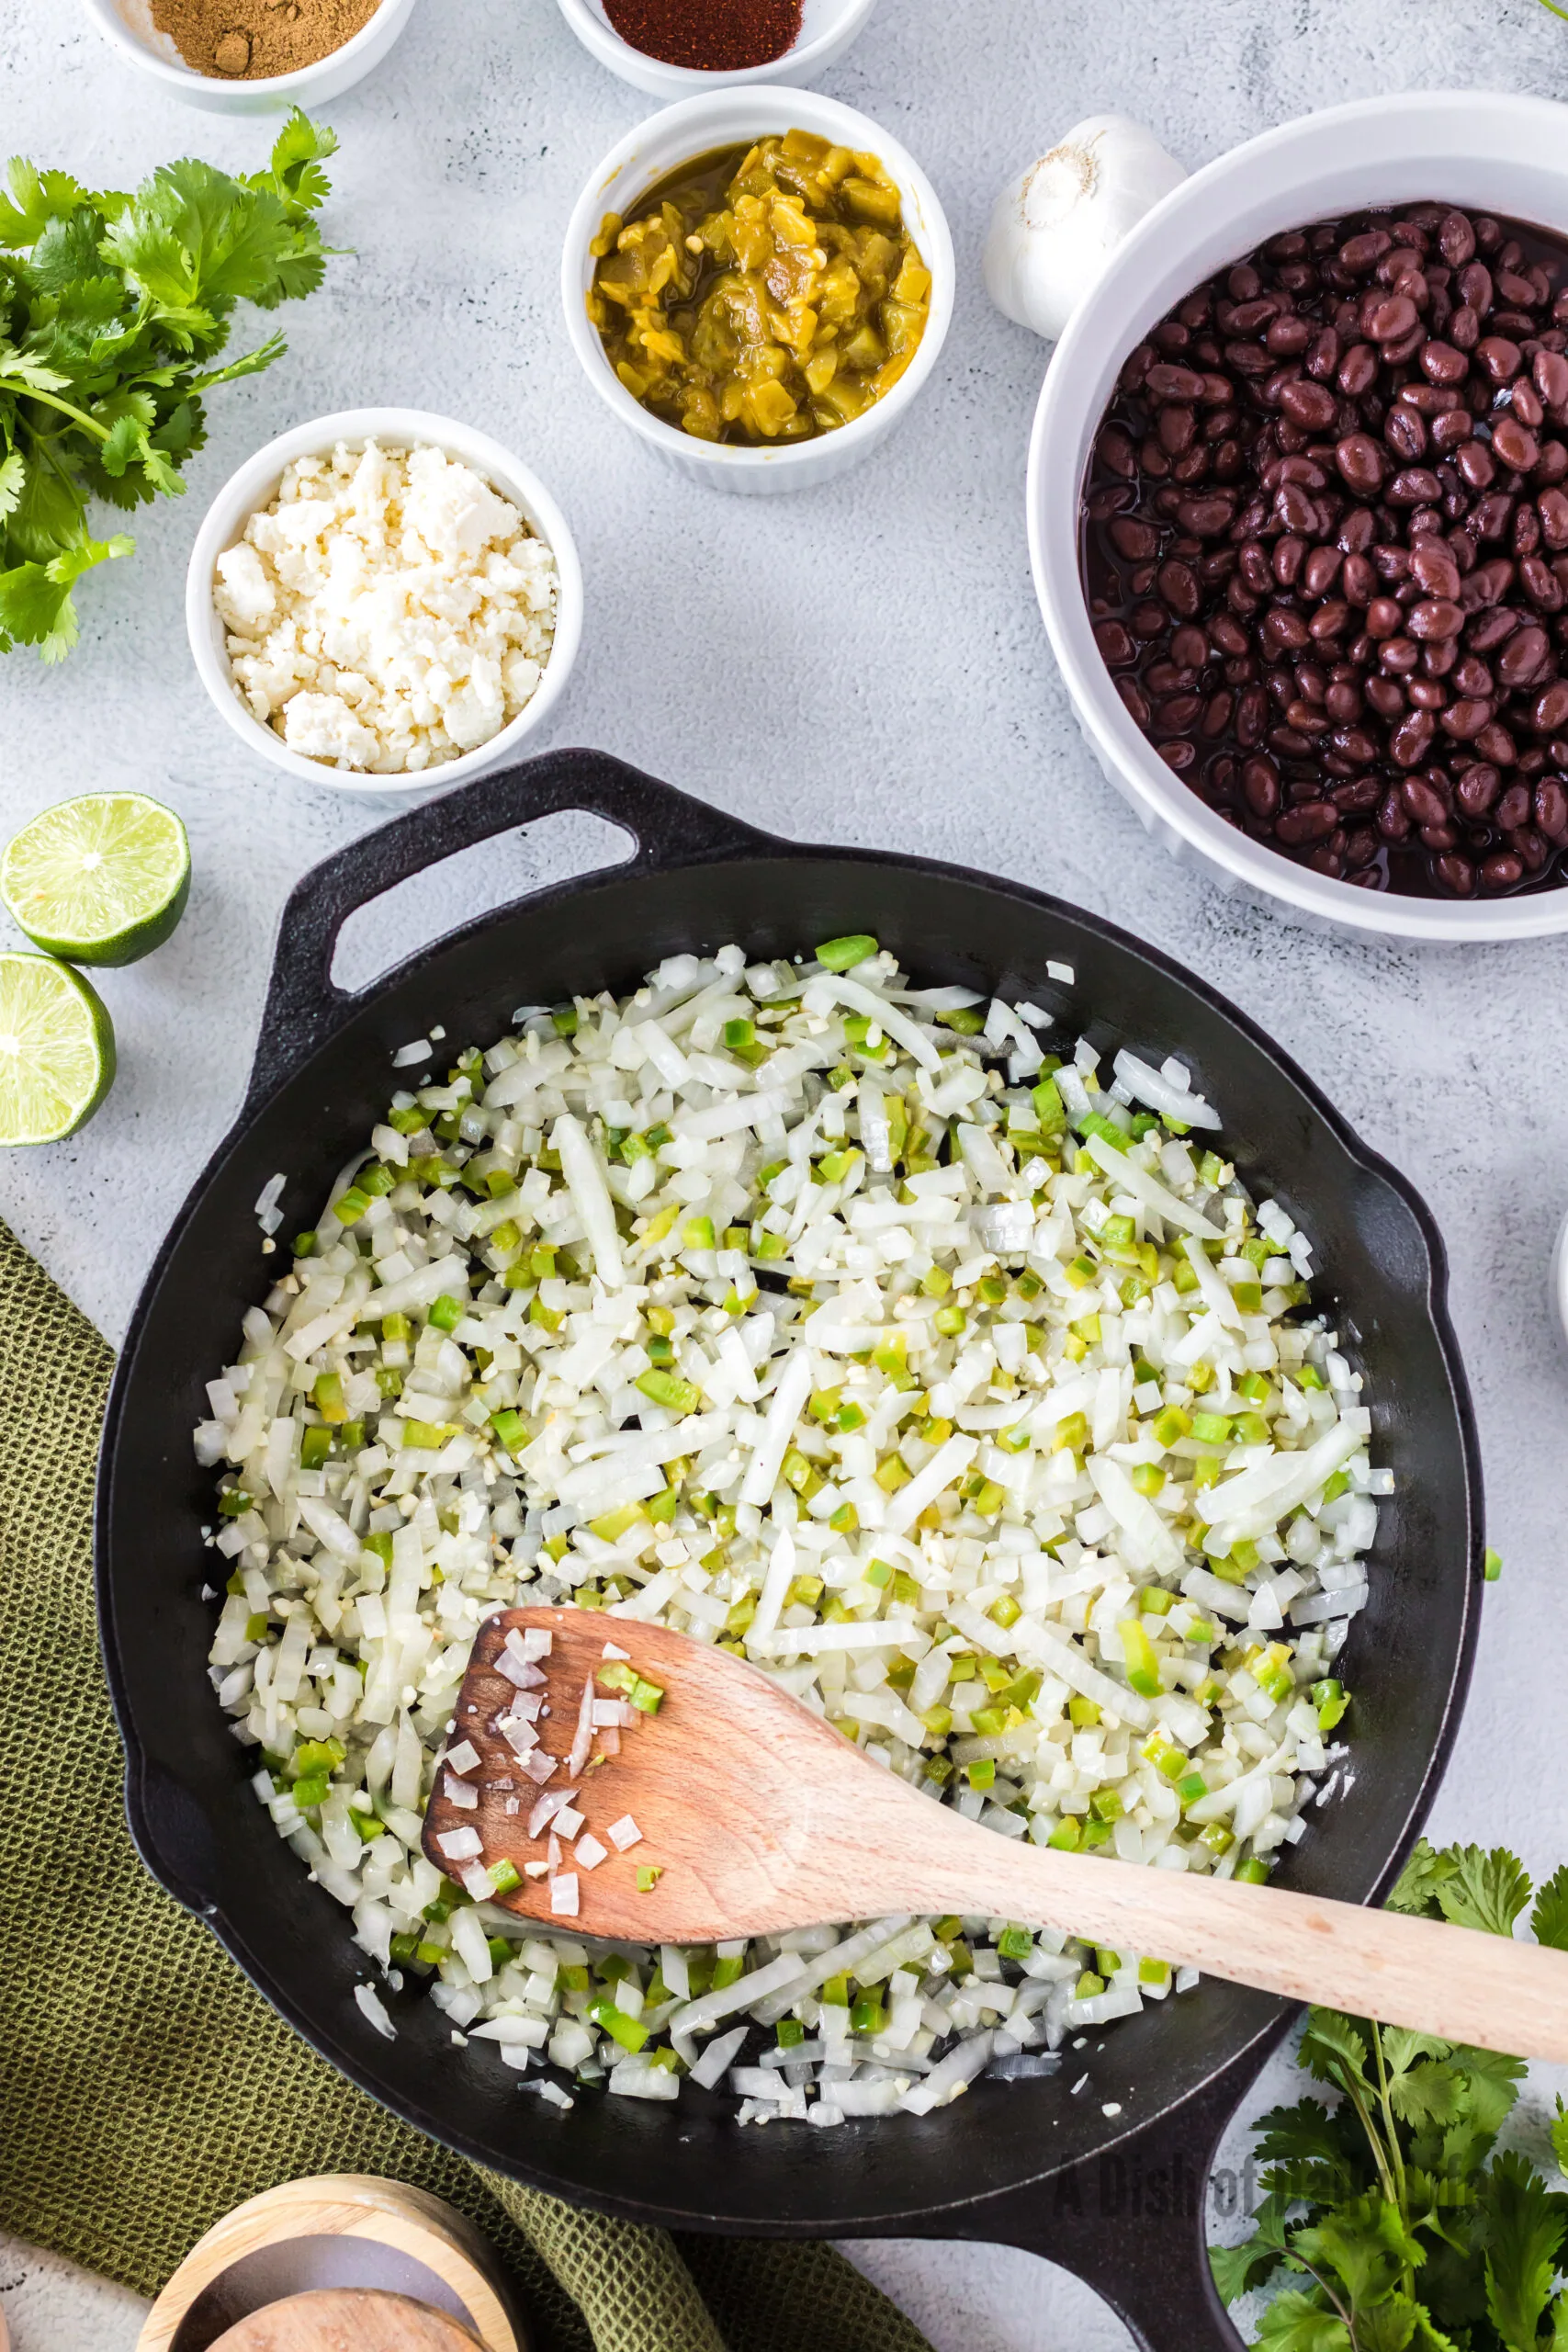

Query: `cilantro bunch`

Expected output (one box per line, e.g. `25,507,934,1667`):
1214,1841,1568,2350
0,109,336,662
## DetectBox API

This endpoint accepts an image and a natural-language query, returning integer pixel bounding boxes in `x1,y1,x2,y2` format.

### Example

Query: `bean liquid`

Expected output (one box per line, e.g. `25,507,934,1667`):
1079,202,1568,899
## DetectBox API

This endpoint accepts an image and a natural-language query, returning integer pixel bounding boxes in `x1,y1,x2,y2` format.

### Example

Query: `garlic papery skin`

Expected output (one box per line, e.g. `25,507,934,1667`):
983,114,1188,342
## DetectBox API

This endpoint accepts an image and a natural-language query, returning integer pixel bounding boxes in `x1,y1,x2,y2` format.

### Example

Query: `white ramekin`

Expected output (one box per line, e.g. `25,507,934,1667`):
186,409,584,797
561,89,954,495
80,0,417,112
1029,89,1568,944
554,0,877,97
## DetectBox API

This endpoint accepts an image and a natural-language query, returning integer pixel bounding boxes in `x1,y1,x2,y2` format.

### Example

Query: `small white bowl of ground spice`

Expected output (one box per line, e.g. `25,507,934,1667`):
82,0,418,111
555,0,878,97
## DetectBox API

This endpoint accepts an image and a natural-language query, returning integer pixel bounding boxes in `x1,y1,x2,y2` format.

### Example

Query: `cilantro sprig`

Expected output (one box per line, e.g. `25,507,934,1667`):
0,109,336,662
1214,1839,1568,2350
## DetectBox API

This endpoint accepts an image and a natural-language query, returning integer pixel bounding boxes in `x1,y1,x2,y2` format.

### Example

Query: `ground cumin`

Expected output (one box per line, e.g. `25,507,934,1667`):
150,0,378,78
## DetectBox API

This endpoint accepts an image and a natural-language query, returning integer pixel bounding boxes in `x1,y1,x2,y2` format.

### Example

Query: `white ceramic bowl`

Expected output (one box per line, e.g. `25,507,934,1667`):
186,408,583,797
81,0,417,112
554,0,877,97
561,88,954,494
1029,88,1568,944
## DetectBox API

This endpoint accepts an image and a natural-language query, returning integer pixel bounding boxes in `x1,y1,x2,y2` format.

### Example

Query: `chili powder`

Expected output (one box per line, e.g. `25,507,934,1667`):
601,0,803,70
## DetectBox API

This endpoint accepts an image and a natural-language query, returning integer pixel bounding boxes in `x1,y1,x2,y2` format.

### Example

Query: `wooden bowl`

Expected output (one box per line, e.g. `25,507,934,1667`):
210,2288,485,2349
137,2177,524,2352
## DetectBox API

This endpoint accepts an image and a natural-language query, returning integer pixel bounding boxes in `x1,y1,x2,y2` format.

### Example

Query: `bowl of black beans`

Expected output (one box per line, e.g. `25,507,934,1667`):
1028,88,1568,939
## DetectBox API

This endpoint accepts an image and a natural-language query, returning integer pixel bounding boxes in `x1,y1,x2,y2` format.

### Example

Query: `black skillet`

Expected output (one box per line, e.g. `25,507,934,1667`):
96,750,1483,2350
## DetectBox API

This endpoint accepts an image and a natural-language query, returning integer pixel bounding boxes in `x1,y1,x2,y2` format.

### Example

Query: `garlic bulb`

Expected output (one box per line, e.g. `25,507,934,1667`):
983,114,1188,343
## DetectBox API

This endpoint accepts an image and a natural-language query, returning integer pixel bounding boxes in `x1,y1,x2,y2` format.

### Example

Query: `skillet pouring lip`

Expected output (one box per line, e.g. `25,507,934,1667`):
94,751,1482,2241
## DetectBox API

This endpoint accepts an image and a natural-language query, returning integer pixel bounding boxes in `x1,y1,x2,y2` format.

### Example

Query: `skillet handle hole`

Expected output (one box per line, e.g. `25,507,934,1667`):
331,810,635,996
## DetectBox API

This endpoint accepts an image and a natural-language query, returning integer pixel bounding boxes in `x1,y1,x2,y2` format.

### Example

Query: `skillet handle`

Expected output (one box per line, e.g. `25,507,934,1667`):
244,748,775,1115
942,2040,1271,2352
124,1752,220,1919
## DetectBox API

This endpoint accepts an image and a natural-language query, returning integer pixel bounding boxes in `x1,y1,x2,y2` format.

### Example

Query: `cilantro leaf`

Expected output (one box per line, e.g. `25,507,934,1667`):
7,460,84,561
1433,1846,1532,1939
1302,2007,1373,2098
23,206,108,298
98,413,145,478
0,159,87,246
1482,2149,1567,2351
1296,2192,1423,2310
1255,2289,1352,2350
1389,1840,1457,1919
1435,2046,1528,2179
0,450,25,524
1409,2313,1463,2351
1552,2097,1568,2187
103,159,317,318
184,330,288,396
28,275,131,368
1532,1864,1568,1953
1380,2033,1472,2135
50,530,132,583
0,340,70,395
1257,2099,1359,2167
1382,2029,1453,2075
1351,2292,1425,2349
1212,2235,1288,2305
0,540,129,662
1213,2185,1303,2304
1388,2063,1467,2132
262,107,339,213
150,400,204,460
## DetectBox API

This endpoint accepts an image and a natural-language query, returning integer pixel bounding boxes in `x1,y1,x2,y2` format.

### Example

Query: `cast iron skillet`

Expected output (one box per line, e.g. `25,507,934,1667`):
96,751,1483,2351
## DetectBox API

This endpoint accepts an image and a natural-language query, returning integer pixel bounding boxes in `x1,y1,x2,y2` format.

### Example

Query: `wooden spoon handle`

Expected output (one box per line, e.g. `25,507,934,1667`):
917,1833,1568,2058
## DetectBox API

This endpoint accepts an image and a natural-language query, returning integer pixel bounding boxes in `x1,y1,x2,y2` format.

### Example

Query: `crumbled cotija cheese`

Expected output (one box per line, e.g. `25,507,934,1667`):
215,439,558,774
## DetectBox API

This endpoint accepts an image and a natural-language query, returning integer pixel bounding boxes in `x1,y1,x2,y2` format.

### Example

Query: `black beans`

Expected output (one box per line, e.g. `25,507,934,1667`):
1143,362,1207,401
1537,777,1568,837
1492,415,1539,471
1336,432,1385,493
1537,349,1568,407
1411,540,1462,598
1420,339,1468,386
1276,799,1339,843
1385,404,1427,462
1156,560,1201,616
1409,598,1464,640
1080,197,1568,899
1456,763,1503,817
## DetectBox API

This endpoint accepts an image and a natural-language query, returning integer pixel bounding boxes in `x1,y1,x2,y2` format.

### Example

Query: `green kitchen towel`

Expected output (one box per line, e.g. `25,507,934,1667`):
0,1217,933,2352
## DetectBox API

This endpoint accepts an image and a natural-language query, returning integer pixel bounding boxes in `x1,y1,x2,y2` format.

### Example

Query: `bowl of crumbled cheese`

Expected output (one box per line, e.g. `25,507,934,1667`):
186,410,583,790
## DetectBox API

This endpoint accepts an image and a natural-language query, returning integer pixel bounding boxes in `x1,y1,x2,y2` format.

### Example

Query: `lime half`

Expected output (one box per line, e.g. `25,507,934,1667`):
0,953,116,1143
1,792,190,967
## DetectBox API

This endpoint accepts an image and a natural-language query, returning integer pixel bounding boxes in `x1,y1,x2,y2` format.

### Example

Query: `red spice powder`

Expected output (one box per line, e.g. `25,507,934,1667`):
602,0,803,70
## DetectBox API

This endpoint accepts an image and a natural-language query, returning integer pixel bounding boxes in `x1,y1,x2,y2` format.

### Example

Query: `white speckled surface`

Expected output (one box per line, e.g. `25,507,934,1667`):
5,0,1568,2343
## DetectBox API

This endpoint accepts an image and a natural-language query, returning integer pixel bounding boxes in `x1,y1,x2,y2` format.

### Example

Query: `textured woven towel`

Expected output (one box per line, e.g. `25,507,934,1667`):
0,1217,933,2352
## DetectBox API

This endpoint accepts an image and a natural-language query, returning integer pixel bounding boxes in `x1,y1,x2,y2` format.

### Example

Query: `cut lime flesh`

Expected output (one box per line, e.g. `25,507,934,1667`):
1,792,190,967
0,953,116,1144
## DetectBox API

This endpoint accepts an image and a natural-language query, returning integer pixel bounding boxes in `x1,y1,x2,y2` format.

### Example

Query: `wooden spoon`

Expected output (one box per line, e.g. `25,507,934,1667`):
423,1605,1568,2061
